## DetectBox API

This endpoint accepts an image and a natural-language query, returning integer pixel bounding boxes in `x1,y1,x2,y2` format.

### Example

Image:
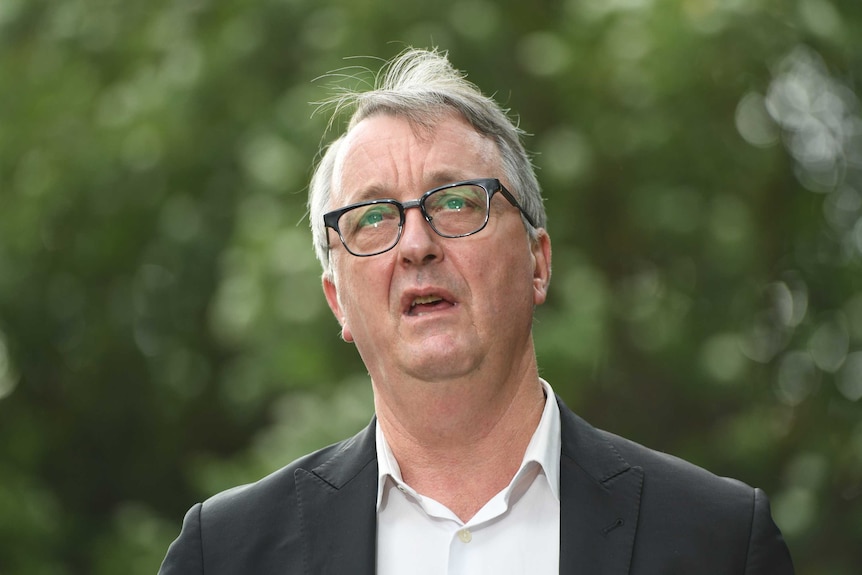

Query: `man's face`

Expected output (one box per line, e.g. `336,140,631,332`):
323,113,550,395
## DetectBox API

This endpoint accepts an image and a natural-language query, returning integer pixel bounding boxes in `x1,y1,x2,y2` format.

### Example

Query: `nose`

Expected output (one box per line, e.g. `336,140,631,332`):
397,205,443,265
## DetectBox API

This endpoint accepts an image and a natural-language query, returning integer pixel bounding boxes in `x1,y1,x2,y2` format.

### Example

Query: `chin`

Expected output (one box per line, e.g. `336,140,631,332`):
403,353,480,383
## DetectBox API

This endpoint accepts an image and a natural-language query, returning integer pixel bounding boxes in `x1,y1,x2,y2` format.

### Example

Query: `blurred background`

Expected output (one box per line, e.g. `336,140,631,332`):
1,0,860,572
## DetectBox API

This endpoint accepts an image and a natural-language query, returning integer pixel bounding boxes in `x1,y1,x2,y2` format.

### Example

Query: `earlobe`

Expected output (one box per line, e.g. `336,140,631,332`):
341,323,354,343
322,275,354,342
531,231,552,306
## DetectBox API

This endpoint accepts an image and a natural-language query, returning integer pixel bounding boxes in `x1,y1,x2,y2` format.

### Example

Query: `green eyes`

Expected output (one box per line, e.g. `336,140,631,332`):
353,190,477,229
323,178,535,257
427,189,479,213
440,195,467,211
357,207,391,228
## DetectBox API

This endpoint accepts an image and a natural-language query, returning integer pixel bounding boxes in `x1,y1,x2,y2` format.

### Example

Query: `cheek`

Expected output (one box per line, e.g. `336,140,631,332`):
338,261,393,319
476,255,533,315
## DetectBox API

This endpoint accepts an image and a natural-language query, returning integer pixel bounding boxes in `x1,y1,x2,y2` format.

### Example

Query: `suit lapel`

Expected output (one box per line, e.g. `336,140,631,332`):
293,403,644,575
557,399,643,575
295,420,378,575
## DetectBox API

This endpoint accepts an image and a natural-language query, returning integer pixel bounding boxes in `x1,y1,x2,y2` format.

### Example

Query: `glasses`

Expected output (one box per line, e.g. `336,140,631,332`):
323,178,536,257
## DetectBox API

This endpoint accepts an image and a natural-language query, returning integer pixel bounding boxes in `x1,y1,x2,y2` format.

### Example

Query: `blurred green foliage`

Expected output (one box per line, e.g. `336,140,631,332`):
1,0,861,572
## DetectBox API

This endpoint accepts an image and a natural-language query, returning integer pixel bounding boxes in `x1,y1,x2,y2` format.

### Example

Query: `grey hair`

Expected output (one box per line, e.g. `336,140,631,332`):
308,47,546,278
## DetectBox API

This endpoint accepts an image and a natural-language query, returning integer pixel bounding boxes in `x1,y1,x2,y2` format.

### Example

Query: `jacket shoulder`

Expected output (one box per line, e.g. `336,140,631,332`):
558,398,755,507
201,423,375,523
587,423,793,573
159,422,377,575
557,400,793,573
600,427,754,497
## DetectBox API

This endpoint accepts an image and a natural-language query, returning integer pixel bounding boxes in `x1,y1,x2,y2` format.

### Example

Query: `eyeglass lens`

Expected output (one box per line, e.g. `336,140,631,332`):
337,184,490,255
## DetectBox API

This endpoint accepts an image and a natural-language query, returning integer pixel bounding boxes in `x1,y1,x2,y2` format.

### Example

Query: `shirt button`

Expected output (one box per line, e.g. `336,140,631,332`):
457,529,472,543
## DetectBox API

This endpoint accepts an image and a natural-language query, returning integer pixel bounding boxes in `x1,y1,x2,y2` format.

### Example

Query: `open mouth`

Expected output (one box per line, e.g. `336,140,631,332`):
407,294,454,316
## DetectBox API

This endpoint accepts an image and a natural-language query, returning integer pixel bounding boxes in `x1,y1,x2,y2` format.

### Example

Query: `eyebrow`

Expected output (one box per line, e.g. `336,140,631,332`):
426,170,471,188
343,172,474,204
340,184,392,204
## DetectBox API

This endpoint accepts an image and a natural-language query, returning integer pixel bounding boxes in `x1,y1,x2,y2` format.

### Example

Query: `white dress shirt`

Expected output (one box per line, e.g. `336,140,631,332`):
375,379,561,575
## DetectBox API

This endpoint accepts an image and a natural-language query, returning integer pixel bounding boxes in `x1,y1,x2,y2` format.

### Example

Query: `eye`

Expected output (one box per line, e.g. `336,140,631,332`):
358,207,387,227
344,203,399,234
427,185,485,214
441,196,466,210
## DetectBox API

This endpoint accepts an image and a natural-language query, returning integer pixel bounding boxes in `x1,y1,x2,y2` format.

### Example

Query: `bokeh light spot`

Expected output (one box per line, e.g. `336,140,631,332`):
772,486,817,536
450,0,500,41
775,350,819,406
239,132,301,192
517,32,570,77
807,314,849,373
700,333,748,384
836,351,862,401
0,330,19,401
736,92,780,148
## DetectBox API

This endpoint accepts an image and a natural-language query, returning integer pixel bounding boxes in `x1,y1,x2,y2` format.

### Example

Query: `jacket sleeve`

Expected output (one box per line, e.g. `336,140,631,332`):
745,488,794,575
158,503,204,575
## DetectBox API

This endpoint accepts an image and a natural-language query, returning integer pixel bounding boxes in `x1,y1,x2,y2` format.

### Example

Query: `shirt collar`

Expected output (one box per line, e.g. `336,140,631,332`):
375,378,561,510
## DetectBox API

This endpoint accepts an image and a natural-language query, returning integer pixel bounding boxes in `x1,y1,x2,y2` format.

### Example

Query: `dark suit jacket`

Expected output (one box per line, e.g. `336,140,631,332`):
159,397,794,574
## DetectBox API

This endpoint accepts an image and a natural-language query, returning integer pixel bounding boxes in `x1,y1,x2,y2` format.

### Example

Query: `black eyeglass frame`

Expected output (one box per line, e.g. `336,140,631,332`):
323,178,536,257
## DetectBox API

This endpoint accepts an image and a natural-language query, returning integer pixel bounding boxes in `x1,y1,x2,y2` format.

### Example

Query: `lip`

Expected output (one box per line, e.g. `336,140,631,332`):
400,287,458,316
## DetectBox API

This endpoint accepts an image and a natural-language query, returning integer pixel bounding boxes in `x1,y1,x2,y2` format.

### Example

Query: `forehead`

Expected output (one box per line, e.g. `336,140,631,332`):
331,112,501,204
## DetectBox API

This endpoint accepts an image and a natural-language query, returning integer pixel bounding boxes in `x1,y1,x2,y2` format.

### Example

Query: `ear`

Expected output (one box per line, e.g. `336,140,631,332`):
323,275,354,342
530,230,552,306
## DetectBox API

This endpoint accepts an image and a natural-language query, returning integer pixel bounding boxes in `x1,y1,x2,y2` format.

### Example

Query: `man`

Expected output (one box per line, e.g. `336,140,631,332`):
160,48,794,574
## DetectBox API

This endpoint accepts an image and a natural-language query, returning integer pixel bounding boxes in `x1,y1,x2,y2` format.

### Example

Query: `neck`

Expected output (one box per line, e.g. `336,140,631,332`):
375,370,546,521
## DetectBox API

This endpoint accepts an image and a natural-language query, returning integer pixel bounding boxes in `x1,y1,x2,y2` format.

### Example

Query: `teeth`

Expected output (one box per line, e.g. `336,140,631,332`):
411,295,442,307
